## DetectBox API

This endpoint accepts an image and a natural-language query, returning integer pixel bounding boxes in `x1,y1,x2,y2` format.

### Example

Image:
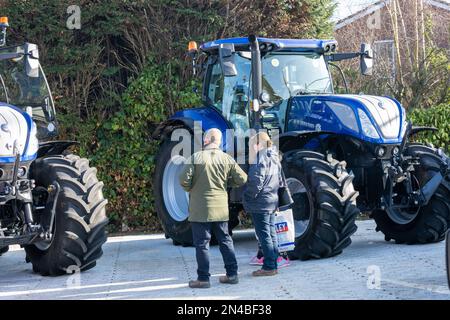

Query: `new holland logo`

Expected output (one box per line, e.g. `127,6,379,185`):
275,222,289,233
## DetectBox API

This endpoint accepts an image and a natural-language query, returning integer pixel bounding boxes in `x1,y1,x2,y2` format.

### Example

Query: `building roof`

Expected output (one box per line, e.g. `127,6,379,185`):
334,0,450,31
200,37,337,53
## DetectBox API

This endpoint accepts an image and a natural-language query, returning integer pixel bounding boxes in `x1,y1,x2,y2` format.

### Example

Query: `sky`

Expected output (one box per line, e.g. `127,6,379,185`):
332,0,450,21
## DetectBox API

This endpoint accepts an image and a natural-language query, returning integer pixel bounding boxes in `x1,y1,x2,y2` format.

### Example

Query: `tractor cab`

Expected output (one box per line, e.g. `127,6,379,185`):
197,37,337,136
192,37,373,138
0,43,57,140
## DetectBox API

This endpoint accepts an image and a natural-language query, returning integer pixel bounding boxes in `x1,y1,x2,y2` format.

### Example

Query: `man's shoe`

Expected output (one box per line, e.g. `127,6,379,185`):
252,269,278,277
219,275,239,284
189,280,211,288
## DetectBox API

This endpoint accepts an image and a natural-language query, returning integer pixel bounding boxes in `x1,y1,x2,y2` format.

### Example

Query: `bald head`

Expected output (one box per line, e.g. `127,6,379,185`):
204,128,222,146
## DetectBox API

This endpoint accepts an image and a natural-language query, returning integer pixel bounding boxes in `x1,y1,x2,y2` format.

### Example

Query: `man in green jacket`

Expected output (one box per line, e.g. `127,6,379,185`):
179,128,247,288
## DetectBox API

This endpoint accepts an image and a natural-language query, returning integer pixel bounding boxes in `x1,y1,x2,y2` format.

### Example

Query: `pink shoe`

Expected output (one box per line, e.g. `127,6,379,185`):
277,256,290,268
249,256,264,266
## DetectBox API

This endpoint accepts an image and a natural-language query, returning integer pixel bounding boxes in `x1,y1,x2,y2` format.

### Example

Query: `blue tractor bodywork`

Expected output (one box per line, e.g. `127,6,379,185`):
283,95,406,145
0,102,37,163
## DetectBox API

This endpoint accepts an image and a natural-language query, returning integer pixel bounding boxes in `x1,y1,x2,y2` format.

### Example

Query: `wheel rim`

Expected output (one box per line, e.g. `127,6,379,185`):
286,177,312,238
34,233,54,251
162,155,189,222
387,174,421,225
386,206,420,225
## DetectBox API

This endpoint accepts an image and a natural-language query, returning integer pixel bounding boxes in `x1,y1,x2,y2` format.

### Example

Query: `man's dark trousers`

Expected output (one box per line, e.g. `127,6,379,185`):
191,221,238,282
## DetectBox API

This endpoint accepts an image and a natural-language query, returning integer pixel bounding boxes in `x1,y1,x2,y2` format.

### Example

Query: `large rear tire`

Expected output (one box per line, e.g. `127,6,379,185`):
283,150,359,260
373,144,450,244
154,139,241,246
25,154,108,276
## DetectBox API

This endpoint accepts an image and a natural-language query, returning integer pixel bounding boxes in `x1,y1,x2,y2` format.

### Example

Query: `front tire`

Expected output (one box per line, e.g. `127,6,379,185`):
25,154,108,276
373,144,450,244
283,150,359,260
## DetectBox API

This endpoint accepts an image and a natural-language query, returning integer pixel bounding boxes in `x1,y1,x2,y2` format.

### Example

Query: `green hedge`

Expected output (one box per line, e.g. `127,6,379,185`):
408,103,450,152
88,60,200,231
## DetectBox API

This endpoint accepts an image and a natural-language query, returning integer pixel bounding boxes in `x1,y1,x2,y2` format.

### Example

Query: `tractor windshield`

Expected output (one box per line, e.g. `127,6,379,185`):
0,45,57,139
262,52,332,104
204,50,333,135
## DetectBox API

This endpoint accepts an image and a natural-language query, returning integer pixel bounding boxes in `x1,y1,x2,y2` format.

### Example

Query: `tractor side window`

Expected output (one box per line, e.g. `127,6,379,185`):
0,75,7,103
207,63,224,109
206,54,251,136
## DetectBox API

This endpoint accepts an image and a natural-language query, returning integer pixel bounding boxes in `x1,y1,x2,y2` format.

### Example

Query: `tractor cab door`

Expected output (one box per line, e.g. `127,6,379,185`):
203,53,252,138
203,53,251,202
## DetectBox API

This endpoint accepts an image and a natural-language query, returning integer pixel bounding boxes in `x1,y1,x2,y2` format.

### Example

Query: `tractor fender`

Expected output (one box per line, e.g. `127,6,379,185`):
408,126,438,137
152,107,231,144
152,117,196,141
37,141,79,158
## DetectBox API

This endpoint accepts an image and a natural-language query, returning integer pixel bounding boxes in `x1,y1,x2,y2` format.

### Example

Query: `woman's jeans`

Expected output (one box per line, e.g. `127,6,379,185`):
251,211,278,270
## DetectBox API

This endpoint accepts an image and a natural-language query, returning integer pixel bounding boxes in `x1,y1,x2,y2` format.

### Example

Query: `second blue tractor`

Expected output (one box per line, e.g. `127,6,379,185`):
153,36,450,260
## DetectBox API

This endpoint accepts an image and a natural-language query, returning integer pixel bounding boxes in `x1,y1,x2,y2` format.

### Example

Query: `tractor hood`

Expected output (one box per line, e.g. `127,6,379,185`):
0,103,38,162
287,94,406,144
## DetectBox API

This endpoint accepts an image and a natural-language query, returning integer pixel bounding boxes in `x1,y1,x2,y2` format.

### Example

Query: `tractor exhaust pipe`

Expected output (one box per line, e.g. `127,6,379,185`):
249,35,262,128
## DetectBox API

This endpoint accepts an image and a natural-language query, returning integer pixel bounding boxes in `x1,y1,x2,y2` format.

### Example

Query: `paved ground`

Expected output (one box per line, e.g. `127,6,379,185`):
0,220,449,300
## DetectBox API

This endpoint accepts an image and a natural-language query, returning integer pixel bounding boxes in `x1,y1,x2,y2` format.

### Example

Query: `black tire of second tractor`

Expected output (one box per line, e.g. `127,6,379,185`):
373,144,450,244
24,154,109,276
283,150,360,260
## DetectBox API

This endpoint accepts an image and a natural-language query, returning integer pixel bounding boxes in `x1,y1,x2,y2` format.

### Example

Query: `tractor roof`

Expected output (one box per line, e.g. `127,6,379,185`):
200,37,337,53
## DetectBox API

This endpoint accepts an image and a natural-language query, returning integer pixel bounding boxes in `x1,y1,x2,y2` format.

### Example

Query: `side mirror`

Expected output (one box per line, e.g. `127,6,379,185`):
24,43,39,78
360,43,373,76
219,43,237,77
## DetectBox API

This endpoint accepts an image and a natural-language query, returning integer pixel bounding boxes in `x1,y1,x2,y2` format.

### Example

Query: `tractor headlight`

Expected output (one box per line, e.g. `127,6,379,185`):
376,146,386,158
399,107,408,138
358,109,380,139
25,122,39,157
392,147,400,156
17,166,27,177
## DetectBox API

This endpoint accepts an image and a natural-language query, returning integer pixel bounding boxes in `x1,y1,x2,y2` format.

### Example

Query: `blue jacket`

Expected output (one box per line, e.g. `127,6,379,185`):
243,147,283,214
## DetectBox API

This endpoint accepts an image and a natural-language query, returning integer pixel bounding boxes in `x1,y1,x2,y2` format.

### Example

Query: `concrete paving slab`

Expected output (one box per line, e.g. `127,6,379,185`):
0,220,449,300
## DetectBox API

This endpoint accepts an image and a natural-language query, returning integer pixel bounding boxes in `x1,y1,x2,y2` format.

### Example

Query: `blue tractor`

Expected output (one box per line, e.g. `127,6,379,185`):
153,36,450,260
0,17,108,275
